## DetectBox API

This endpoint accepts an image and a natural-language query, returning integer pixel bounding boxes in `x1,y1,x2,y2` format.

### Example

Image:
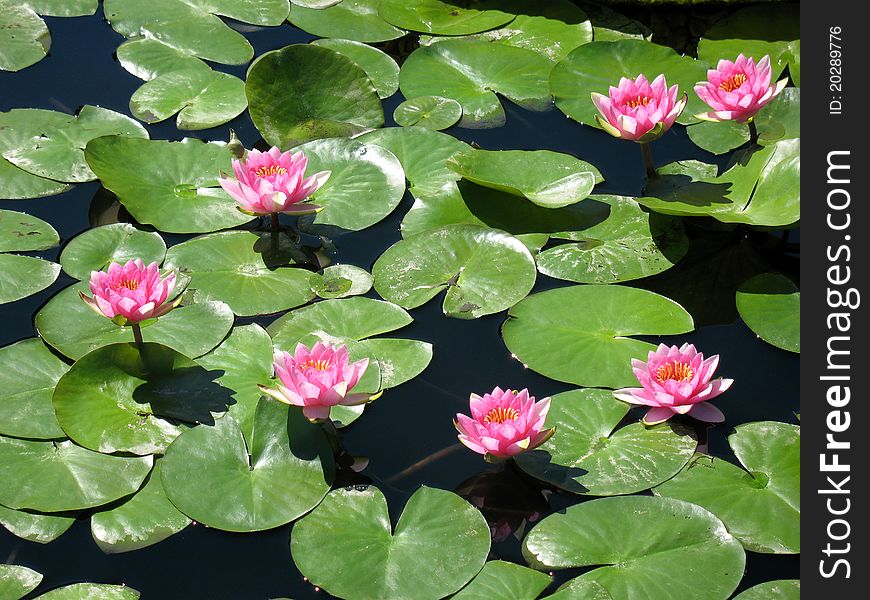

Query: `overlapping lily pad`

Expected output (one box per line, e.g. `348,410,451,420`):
288,0,405,42
550,39,709,128
313,264,374,299
523,496,745,600
639,139,800,227
0,106,148,183
394,96,462,131
447,149,602,208
247,44,384,148
36,282,234,360
291,486,490,600
0,338,68,440
34,583,141,599
535,195,688,284
733,580,800,600
502,285,694,388
373,224,537,319
0,504,76,544
0,437,152,512
452,560,551,600
85,136,253,233
655,421,800,554
0,254,60,305
161,399,334,532
516,389,697,495
0,157,69,199
60,223,166,281
379,0,514,35
53,343,233,455
163,231,316,316
311,38,399,99
0,3,50,72
0,564,42,599
0,210,58,252
735,273,800,353
400,39,554,128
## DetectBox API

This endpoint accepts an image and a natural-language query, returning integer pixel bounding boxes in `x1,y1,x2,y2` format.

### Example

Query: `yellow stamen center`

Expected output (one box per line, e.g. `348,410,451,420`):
719,73,747,93
656,361,694,383
484,406,520,424
300,359,331,371
115,278,139,291
255,165,287,178
624,95,651,109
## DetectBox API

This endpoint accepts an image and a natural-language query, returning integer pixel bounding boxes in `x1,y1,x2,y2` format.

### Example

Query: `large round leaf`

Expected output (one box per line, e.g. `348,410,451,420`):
311,38,399,99
36,282,234,360
0,209,59,252
0,437,153,512
247,44,384,148
516,389,697,495
550,39,708,128
0,503,75,544
0,254,60,305
53,343,234,455
161,399,334,532
85,136,253,234
654,421,800,554
735,273,799,353
373,224,537,319
535,195,688,284
0,4,49,72
733,580,800,600
293,138,405,232
0,106,148,183
34,583,140,600
502,285,694,388
288,0,405,42
116,38,205,81
0,157,69,200
291,486,490,600
453,560,551,600
400,39,554,129
163,231,316,316
0,564,42,600
393,96,462,131
0,338,68,440
60,223,166,281
447,149,603,208
313,264,374,299
91,460,190,553
523,496,745,600
378,0,514,35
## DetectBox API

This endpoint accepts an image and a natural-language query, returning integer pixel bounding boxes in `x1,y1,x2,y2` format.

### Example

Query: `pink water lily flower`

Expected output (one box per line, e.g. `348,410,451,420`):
80,259,178,324
454,387,555,461
591,74,687,142
613,343,733,425
259,342,374,422
218,146,330,216
694,54,788,123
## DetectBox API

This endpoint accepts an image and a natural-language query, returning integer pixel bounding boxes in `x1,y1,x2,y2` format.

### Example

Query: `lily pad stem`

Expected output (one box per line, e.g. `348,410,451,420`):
270,212,280,253
640,142,656,179
131,322,144,352
748,119,759,145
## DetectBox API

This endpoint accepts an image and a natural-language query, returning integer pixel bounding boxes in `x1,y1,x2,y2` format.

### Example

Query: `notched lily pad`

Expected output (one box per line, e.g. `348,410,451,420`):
0,209,59,252
733,580,800,600
288,0,405,42
378,0,515,36
311,38,399,99
0,338,68,440
735,273,799,353
0,4,50,72
452,560,551,600
0,503,76,544
60,223,166,281
394,96,462,131
313,264,374,299
0,254,60,305
0,564,42,600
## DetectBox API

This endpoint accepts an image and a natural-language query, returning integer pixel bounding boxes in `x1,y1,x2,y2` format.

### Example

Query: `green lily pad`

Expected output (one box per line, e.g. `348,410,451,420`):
91,460,190,553
288,0,405,42
698,3,800,86
311,38,399,99
453,560,551,600
0,4,49,72
291,486,490,600
34,583,140,600
394,96,462,131
36,282,234,360
292,137,405,232
103,0,290,65
582,1,651,42
447,149,603,208
0,157,69,200
355,338,432,389
535,195,687,284
733,580,800,600
0,338,68,440
23,1,97,17
516,389,697,495
639,139,800,227
0,106,148,183
60,223,166,281
247,44,384,148
523,496,745,600
161,399,334,532
0,437,153,512
84,136,253,234
400,39,554,129
736,273,799,353
313,264,374,299
131,68,247,130
654,421,800,554
378,0,514,35
116,38,205,80
0,210,59,252
0,254,60,305
0,503,75,543
550,39,708,128
53,342,234,455
502,285,694,388
163,231,316,316
373,224,537,319
0,564,42,600
291,0,339,7
547,579,613,600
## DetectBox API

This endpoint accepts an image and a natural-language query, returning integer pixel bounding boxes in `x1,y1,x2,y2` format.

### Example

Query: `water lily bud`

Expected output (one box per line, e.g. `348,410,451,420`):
226,129,246,159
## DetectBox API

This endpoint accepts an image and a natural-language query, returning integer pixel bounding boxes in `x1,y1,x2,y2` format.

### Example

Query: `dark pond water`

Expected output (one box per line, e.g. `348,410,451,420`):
1,6,799,599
